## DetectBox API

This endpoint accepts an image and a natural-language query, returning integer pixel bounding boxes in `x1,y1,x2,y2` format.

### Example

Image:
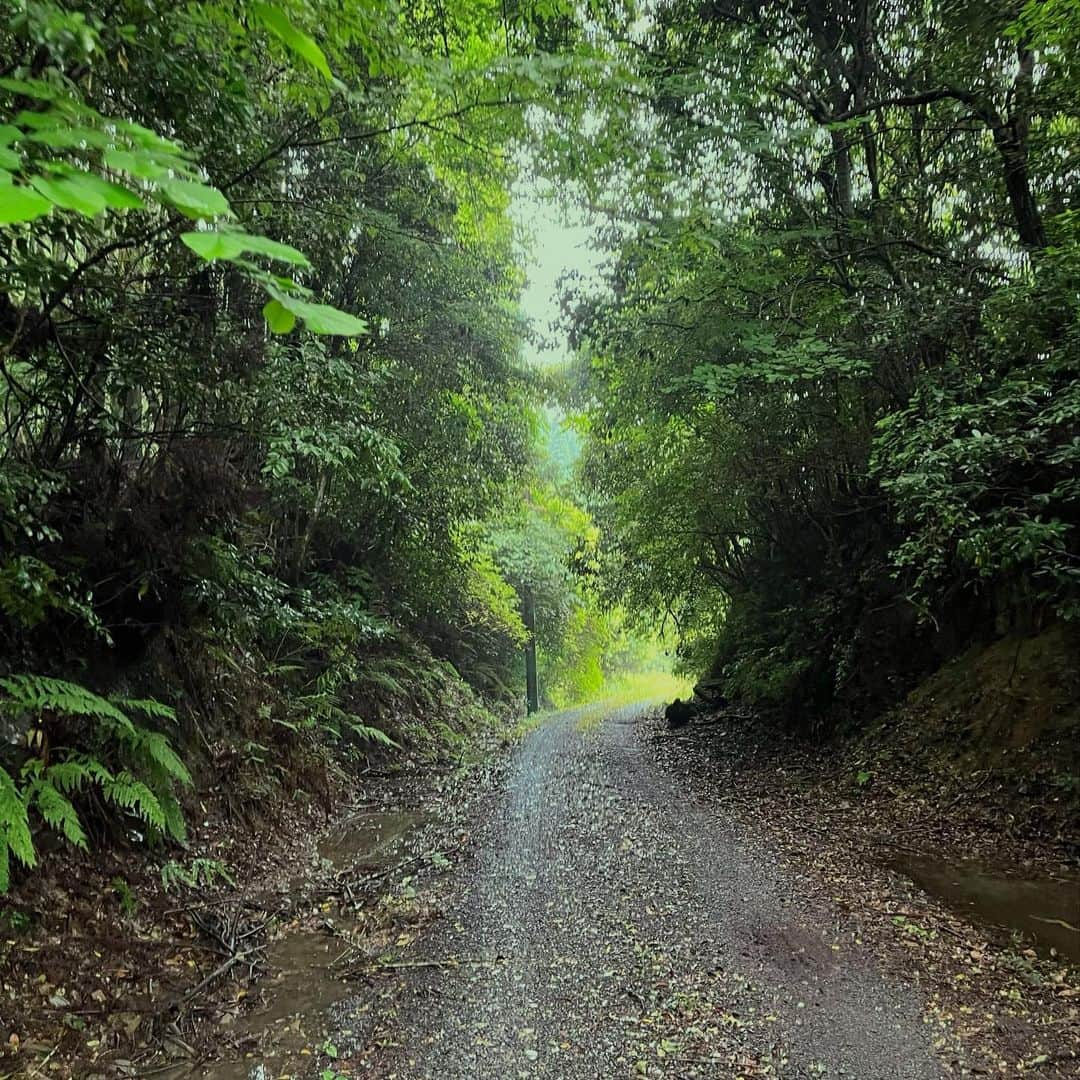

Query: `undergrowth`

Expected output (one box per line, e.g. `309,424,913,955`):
0,677,191,892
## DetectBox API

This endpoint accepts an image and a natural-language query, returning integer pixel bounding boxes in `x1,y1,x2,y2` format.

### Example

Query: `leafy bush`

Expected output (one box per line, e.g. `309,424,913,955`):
874,246,1080,626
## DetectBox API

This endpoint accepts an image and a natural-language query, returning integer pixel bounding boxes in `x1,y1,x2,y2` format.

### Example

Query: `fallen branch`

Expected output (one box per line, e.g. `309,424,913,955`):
172,946,263,1011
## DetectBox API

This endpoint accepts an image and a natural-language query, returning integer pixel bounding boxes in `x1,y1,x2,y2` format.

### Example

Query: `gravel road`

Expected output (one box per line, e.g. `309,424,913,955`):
370,706,944,1078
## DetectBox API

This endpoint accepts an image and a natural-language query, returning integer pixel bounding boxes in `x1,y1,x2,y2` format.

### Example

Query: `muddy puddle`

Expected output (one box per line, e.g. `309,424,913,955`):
890,852,1080,962
158,808,428,1079
318,808,429,869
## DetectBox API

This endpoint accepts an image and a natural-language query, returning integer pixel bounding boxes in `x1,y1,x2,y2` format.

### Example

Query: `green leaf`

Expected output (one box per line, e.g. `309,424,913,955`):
0,184,52,225
0,148,19,171
181,230,310,266
114,120,187,157
254,3,334,80
103,149,170,181
64,170,145,210
278,296,368,336
263,299,297,334
237,233,312,266
0,77,57,100
26,124,112,150
30,175,108,216
159,179,231,220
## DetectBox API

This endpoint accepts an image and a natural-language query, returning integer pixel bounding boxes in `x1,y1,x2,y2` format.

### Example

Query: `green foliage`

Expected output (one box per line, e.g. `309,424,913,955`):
874,245,1080,623
111,876,136,916
0,677,190,892
558,0,1080,726
160,857,235,893
0,0,573,866
0,0,368,336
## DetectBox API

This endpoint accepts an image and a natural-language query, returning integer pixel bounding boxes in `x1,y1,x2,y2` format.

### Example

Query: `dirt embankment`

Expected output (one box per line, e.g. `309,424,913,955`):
703,623,1080,866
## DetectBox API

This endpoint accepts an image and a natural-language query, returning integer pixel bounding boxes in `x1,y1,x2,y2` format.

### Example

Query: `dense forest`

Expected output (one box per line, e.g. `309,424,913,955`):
0,0,659,891
2,1,1079,1076
567,0,1080,735
1,0,1077,950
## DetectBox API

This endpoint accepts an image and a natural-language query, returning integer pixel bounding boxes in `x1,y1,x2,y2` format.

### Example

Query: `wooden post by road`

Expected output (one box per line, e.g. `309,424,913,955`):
523,587,539,715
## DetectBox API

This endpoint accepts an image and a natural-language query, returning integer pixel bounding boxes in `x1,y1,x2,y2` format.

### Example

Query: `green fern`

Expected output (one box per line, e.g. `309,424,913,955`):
157,791,187,843
0,766,34,892
115,697,177,723
0,675,134,733
31,781,86,848
40,759,94,793
0,676,193,892
102,771,168,834
134,731,193,788
358,668,407,698
345,718,398,747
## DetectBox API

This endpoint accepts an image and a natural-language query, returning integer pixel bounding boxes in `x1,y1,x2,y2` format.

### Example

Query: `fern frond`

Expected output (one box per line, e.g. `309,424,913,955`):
359,669,406,697
160,859,195,891
0,765,35,871
42,760,95,794
157,791,187,843
0,675,133,734
345,718,398,748
32,782,87,848
71,754,113,785
102,771,166,832
0,678,191,888
115,698,177,723
134,731,193,787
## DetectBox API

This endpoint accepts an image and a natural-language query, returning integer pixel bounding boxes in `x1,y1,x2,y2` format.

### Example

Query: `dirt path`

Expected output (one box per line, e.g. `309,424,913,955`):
362,706,947,1078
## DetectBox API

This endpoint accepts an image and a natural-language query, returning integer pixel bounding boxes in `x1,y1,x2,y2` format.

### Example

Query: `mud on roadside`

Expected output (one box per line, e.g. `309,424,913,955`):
1,745,508,1080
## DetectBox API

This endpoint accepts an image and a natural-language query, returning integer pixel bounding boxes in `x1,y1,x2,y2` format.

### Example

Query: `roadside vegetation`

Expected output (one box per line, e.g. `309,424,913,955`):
1,0,1078,1073
0,0,650,897
563,1,1080,790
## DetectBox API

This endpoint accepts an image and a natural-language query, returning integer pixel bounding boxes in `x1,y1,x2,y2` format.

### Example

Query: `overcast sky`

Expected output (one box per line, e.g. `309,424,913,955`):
511,180,605,370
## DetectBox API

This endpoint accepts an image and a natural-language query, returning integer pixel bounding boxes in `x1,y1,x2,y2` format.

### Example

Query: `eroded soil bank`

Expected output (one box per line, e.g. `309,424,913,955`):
0,752,504,1079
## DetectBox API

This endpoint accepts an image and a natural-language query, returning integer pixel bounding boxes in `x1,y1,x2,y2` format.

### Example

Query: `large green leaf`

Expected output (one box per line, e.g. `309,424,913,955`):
0,184,52,225
104,149,171,181
30,175,107,216
65,170,145,210
26,124,112,150
254,3,334,81
262,299,298,334
159,179,232,220
277,295,369,336
181,229,310,266
30,170,145,216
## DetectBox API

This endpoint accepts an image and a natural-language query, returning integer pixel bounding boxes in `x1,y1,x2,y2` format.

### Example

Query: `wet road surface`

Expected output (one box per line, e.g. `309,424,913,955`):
369,706,943,1078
